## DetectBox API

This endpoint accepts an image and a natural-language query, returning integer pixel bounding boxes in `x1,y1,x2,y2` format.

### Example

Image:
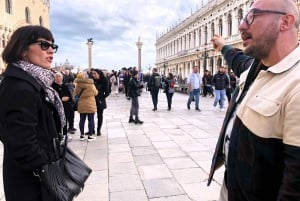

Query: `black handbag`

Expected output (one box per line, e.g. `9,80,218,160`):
37,136,92,201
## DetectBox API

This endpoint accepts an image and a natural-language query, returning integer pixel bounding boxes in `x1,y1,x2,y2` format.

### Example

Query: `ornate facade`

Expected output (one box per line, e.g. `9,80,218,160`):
0,0,50,73
155,0,300,80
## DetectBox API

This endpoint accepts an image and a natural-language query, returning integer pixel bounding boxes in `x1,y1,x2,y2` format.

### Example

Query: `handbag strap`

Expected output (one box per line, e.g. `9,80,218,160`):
78,89,85,98
52,135,68,160
61,135,68,158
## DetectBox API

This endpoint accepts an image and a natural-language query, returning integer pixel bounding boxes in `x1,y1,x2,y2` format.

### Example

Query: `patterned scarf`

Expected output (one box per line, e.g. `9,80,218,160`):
16,60,66,128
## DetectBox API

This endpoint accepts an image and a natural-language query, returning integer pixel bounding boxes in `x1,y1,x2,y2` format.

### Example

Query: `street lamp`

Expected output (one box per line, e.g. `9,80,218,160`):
196,43,209,72
203,44,209,71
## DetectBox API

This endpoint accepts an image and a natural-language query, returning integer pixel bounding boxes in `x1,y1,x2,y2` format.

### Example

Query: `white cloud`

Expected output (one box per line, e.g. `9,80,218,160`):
50,0,207,71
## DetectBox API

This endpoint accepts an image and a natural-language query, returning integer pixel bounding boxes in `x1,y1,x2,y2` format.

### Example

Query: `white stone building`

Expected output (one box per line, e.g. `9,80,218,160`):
155,0,300,81
0,0,50,73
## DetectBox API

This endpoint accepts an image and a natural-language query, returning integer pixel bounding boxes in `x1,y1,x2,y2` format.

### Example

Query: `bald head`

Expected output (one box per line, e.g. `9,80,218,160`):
281,0,300,28
240,0,300,66
253,0,300,28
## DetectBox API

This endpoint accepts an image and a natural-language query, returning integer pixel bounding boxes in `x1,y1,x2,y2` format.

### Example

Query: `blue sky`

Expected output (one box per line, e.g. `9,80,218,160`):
50,0,208,71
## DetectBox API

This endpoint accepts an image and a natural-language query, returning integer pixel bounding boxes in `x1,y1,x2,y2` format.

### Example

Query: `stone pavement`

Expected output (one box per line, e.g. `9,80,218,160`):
0,90,227,201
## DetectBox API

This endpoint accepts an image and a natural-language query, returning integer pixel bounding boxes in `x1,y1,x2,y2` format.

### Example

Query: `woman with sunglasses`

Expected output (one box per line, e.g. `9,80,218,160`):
0,25,64,201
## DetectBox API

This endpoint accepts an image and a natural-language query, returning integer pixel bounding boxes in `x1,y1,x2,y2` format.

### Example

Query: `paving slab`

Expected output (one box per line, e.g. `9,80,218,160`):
0,90,227,201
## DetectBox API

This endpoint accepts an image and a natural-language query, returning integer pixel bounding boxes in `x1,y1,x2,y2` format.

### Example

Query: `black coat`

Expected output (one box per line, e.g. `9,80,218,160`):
147,72,161,90
52,82,73,117
212,72,229,90
0,64,61,201
94,77,110,111
128,77,140,98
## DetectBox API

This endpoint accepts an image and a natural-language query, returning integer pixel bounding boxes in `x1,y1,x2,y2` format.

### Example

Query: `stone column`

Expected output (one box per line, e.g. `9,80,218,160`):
136,36,143,72
86,38,93,70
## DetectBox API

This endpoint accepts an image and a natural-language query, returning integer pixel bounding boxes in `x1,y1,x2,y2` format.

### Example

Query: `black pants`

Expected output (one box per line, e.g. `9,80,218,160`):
130,96,139,116
63,103,75,135
150,88,159,109
96,107,104,132
203,85,214,96
166,93,173,109
124,83,129,97
226,88,231,103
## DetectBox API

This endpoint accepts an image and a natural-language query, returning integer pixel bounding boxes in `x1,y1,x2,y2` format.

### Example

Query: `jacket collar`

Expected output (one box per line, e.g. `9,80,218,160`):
268,43,300,74
3,63,42,92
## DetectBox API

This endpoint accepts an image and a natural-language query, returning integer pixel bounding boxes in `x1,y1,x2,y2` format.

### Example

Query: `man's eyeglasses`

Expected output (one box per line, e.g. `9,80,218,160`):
243,8,287,26
31,40,58,53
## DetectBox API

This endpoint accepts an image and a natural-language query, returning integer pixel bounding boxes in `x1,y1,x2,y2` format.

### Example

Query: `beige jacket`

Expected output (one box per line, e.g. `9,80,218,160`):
237,44,300,147
74,78,98,113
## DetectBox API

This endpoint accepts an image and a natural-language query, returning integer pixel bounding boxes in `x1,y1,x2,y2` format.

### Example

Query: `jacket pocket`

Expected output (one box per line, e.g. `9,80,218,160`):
247,95,281,117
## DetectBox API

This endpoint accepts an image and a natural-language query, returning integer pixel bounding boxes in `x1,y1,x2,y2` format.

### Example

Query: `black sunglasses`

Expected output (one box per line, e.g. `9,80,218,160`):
243,8,287,26
31,40,58,53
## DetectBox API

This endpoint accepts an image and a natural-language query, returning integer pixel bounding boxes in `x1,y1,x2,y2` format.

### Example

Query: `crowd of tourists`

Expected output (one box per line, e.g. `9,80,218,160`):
2,2,299,198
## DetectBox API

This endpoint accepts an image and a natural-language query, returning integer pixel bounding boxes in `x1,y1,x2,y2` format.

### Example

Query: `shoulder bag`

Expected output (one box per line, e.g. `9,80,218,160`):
73,89,84,111
34,136,92,201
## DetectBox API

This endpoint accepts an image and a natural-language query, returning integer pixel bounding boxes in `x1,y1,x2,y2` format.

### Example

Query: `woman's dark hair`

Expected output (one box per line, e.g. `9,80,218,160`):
2,25,55,64
168,72,174,79
132,70,139,76
92,69,106,79
91,68,108,84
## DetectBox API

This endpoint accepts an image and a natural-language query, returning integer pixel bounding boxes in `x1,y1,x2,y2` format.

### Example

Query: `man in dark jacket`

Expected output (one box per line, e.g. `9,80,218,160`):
147,68,161,111
212,66,229,111
202,70,214,97
128,70,143,124
52,72,74,138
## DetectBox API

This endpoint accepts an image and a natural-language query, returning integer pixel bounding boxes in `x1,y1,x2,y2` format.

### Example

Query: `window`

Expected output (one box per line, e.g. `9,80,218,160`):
5,0,12,14
189,33,191,49
217,57,222,67
218,19,223,35
238,9,243,27
204,26,208,44
228,14,232,36
39,16,44,26
25,7,31,23
193,30,196,47
211,22,215,38
198,28,201,46
2,34,6,48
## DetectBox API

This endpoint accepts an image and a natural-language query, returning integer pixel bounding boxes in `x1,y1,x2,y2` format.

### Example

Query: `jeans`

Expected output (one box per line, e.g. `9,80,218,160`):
213,89,226,109
187,88,200,109
79,113,95,135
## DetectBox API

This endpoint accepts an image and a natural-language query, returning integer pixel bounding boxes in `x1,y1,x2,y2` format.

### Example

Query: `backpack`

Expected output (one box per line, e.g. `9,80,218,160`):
169,80,175,88
153,75,161,88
